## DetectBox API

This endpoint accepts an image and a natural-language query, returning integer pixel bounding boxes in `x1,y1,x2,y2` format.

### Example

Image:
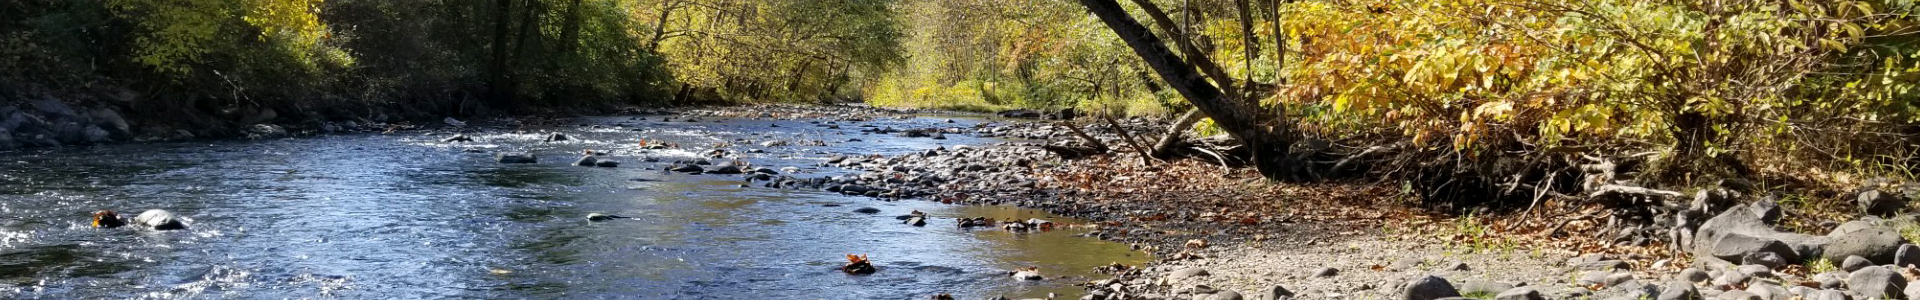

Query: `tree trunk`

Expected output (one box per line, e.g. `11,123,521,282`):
647,0,683,52
1075,0,1293,179
558,0,585,55
487,0,516,108
1152,108,1205,159
1127,0,1237,97
1235,0,1258,59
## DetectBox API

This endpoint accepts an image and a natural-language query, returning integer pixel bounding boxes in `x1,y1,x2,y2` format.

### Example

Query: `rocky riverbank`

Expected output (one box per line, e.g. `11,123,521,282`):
629,105,1920,300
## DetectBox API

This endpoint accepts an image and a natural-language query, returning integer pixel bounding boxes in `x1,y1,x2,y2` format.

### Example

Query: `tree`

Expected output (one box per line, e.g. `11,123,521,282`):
1074,0,1297,180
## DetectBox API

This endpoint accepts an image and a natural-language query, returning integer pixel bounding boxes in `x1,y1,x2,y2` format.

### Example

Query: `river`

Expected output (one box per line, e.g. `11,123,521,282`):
0,112,1146,299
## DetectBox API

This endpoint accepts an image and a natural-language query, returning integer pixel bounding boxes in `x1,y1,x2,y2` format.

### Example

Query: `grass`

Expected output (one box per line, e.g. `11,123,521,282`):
1461,291,1497,299
1807,257,1837,274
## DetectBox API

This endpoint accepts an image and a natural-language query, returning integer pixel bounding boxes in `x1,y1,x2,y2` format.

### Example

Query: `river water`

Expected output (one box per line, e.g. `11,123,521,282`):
0,113,1146,299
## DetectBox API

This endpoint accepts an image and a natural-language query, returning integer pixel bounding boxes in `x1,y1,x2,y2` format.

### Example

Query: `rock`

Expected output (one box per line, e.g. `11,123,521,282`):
1402,276,1461,300
80,125,108,144
1579,270,1611,286
1209,290,1243,300
247,124,287,139
1859,189,1908,217
1898,244,1920,268
1605,272,1636,287
1267,285,1296,300
1313,267,1339,278
575,155,599,166
88,108,128,137
1458,281,1514,296
1168,267,1209,279
1816,271,1847,289
1745,282,1789,300
852,207,881,214
905,216,926,227
1847,266,1906,299
1577,260,1632,271
1754,196,1783,225
133,209,186,230
545,132,569,142
496,153,538,163
1717,271,1752,287
1905,280,1920,300
1805,289,1849,300
1610,281,1660,300
586,213,628,221
1657,281,1697,300
1718,290,1763,300
1391,258,1424,271
1695,204,1828,262
1736,264,1773,278
595,160,619,168
1710,233,1802,265
1745,251,1789,269
1848,255,1878,272
671,164,704,173
1494,287,1544,300
1011,269,1042,281
1445,262,1471,271
709,165,744,174
443,117,466,127
1825,221,1905,264
0,128,14,150
29,98,77,119
442,135,473,143
1680,268,1712,283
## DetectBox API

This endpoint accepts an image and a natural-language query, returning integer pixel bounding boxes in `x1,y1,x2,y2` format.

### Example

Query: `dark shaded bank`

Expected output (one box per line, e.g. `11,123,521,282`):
0,89,596,151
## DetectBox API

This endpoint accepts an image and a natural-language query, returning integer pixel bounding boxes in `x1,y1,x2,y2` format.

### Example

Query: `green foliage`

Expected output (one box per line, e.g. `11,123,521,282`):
867,0,1169,114
650,0,904,102
1808,257,1838,274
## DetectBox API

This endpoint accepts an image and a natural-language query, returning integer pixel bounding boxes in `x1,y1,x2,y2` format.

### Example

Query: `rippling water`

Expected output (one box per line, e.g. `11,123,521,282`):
0,114,1146,299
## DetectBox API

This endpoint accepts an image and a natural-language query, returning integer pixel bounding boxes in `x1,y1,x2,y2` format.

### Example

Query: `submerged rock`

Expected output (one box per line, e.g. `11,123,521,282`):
586,213,629,221
496,153,538,164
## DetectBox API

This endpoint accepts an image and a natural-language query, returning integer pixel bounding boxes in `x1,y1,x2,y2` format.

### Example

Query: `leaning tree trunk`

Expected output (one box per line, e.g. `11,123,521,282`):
1075,0,1293,180
1152,108,1205,159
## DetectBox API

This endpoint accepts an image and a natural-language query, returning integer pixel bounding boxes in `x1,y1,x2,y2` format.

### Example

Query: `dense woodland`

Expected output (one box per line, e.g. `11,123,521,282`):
2,0,1918,201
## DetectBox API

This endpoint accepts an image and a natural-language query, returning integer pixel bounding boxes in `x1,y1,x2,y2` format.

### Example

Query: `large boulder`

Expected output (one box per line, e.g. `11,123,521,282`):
1824,219,1908,264
88,107,130,138
1849,266,1907,299
1695,204,1828,263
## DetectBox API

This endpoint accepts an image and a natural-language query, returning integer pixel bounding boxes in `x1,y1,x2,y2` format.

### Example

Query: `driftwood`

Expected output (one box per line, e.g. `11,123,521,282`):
1101,114,1154,165
1152,108,1205,159
1046,121,1111,159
